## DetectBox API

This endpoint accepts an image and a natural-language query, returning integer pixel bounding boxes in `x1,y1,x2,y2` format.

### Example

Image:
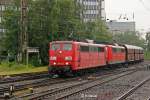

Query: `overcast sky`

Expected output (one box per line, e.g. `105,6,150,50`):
105,0,150,32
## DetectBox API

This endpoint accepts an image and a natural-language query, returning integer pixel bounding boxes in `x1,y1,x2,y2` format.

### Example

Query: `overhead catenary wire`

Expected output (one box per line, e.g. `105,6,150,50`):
138,0,150,12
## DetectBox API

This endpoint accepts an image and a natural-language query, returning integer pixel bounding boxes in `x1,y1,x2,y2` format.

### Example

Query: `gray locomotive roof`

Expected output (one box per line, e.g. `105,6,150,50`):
50,41,106,47
109,44,125,49
124,44,143,50
76,41,106,47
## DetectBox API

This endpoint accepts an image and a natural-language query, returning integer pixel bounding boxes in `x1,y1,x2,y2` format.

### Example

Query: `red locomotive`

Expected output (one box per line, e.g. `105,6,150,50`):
106,45,126,65
48,41,144,76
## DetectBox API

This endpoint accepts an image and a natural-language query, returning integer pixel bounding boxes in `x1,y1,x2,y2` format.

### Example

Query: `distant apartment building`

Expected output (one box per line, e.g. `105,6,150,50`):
0,0,12,32
0,0,13,52
77,0,105,22
106,20,136,34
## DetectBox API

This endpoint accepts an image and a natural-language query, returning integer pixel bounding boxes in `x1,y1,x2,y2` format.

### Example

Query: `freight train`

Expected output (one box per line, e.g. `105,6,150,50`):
48,41,144,76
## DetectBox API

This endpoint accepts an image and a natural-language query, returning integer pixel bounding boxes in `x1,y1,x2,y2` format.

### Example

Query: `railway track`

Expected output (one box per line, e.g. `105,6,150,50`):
0,64,126,98
0,72,49,98
15,65,146,100
147,97,150,100
0,62,147,99
0,77,79,98
117,76,150,100
0,72,48,84
0,69,105,98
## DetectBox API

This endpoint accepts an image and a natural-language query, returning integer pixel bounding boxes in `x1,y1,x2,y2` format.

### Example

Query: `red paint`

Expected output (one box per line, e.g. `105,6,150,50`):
49,41,144,73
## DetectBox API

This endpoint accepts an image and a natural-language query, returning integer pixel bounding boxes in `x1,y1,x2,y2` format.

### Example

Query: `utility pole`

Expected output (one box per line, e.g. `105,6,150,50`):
19,0,28,63
146,32,150,51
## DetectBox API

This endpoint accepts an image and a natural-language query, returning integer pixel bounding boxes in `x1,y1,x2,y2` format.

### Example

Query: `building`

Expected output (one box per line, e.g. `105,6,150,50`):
0,0,13,52
106,20,136,34
0,0,13,33
0,0,13,35
77,0,105,22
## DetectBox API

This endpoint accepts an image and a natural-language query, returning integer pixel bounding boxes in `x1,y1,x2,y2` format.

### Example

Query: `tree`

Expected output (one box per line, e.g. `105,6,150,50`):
2,0,83,65
2,1,20,56
146,32,150,51
113,31,145,48
2,0,112,65
92,20,112,42
78,20,112,42
28,0,82,64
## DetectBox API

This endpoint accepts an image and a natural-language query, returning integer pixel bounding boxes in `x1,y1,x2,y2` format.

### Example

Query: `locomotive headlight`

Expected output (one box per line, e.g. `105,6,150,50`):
65,56,72,61
53,62,56,65
50,56,57,60
65,62,69,65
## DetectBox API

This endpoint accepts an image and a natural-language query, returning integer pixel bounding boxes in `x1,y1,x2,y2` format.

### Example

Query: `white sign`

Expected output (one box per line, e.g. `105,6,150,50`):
27,47,39,53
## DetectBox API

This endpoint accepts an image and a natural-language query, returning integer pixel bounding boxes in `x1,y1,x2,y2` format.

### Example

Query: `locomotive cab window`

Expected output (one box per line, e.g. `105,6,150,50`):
51,44,60,50
63,44,72,51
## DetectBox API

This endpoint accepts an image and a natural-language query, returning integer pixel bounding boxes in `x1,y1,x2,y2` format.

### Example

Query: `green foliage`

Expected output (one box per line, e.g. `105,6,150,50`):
92,20,112,42
2,6,20,55
146,32,150,51
78,20,112,42
28,0,52,64
28,55,41,66
2,0,112,65
144,51,150,60
27,0,82,64
113,31,145,48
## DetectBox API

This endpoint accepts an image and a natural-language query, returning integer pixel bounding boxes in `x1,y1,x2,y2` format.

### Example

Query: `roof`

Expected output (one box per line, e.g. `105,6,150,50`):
123,44,143,50
50,41,106,47
107,45,125,49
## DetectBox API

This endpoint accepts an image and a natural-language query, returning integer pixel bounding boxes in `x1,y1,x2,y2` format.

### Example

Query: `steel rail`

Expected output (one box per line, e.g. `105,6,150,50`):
117,76,150,100
9,70,103,99
12,63,147,100
0,77,79,98
146,97,150,100
55,70,139,100
23,69,140,100
0,72,48,84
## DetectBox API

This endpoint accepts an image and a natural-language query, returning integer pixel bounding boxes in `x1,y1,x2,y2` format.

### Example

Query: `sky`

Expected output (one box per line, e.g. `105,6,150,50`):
105,0,150,32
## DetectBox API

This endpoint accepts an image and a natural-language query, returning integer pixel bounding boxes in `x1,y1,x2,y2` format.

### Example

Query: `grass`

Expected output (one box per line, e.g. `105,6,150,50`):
0,61,47,76
144,51,150,60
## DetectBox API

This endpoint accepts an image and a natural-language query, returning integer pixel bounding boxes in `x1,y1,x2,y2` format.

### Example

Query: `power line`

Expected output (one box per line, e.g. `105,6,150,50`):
138,0,150,12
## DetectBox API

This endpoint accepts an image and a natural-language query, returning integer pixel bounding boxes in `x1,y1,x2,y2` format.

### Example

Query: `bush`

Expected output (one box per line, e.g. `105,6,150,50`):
29,55,41,67
144,51,150,60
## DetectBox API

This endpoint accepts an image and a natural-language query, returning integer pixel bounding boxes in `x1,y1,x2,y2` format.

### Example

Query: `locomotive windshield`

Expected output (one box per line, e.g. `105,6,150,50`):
63,44,72,51
51,44,60,50
51,43,72,51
